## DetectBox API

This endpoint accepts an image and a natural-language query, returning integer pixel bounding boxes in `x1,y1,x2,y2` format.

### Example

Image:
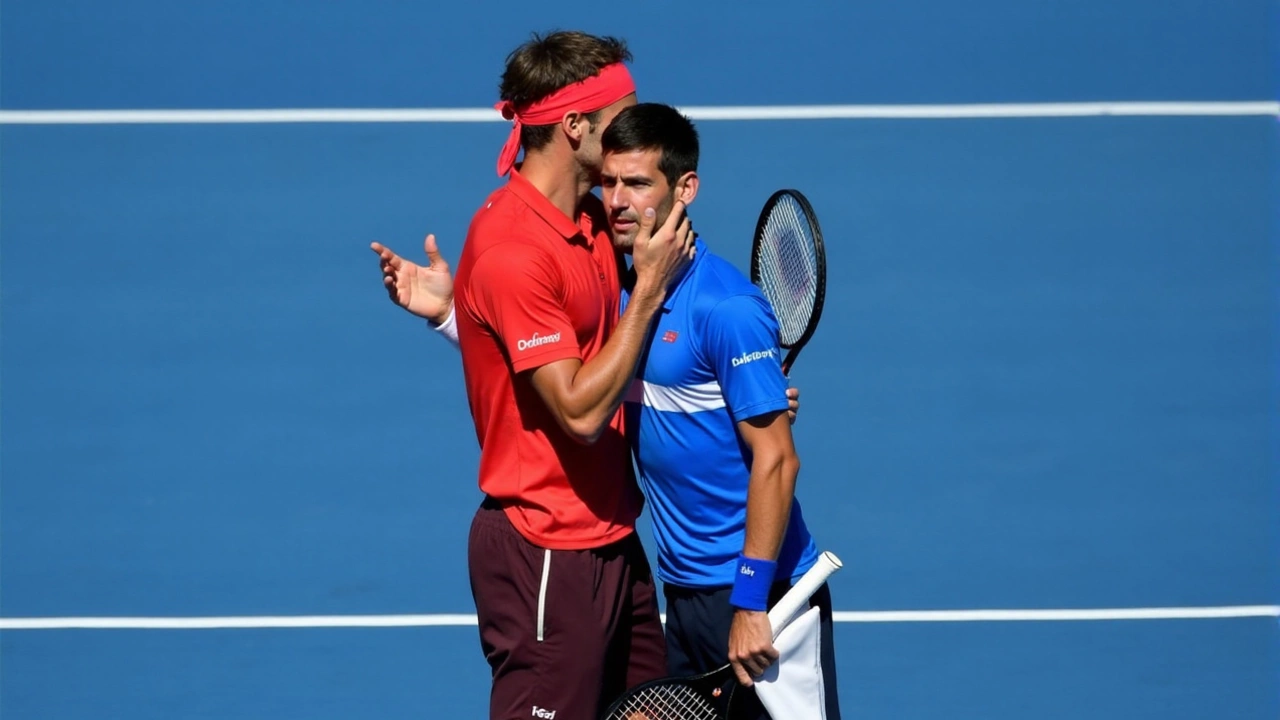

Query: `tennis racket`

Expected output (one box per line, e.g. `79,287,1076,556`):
749,189,827,375
599,552,843,720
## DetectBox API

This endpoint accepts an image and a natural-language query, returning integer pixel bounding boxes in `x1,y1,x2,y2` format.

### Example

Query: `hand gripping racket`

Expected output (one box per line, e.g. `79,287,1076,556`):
599,552,843,720
749,189,828,375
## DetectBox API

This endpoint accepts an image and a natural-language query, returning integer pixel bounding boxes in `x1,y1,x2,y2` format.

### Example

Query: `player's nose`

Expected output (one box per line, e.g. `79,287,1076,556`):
606,185,627,210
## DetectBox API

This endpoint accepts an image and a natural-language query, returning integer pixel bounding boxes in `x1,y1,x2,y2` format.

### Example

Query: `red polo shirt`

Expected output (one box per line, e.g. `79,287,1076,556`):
454,170,639,550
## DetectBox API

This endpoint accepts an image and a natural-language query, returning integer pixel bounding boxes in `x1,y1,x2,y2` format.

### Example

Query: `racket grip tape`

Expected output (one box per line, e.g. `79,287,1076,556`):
766,551,843,639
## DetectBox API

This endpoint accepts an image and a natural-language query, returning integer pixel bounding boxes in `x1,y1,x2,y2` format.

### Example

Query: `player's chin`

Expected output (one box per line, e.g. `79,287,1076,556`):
610,225,637,249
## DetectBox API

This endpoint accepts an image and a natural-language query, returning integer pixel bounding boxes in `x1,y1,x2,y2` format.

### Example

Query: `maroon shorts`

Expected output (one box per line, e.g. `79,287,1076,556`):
468,497,666,720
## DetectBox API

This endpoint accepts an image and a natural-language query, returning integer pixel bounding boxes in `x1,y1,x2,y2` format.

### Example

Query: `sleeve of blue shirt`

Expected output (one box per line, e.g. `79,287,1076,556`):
704,293,791,423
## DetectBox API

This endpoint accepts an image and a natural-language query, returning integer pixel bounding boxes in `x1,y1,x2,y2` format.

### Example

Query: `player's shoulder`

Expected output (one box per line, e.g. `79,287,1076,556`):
461,187,550,261
467,185,530,237
690,243,772,315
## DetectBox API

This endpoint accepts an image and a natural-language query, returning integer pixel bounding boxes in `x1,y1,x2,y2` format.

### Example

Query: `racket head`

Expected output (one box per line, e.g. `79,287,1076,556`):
749,189,828,369
600,665,744,720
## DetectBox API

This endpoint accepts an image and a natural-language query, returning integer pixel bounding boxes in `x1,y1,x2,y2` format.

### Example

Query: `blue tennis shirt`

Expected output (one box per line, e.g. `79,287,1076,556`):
623,237,820,589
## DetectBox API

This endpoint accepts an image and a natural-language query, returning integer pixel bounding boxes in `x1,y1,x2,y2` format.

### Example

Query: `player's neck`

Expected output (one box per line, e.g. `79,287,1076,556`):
520,149,594,221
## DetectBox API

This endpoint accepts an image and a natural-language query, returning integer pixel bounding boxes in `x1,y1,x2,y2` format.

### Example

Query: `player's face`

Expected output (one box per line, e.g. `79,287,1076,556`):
578,93,637,178
600,148,675,253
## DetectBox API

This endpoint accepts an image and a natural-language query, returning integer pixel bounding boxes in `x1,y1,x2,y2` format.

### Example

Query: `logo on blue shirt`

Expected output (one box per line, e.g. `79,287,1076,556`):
730,348,778,367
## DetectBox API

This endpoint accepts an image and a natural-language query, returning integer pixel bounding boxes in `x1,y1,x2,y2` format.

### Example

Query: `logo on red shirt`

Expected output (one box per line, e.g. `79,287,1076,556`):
517,331,562,352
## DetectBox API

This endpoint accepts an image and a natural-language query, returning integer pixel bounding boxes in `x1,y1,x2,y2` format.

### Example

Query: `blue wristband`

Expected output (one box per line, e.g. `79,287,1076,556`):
729,554,778,611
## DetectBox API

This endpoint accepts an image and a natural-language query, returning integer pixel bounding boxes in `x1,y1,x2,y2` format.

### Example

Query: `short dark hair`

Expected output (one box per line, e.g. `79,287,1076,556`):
499,31,632,153
600,103,699,186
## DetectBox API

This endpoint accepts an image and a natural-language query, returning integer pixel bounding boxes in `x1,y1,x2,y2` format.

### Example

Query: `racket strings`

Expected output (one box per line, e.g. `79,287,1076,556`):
603,683,722,720
757,196,818,347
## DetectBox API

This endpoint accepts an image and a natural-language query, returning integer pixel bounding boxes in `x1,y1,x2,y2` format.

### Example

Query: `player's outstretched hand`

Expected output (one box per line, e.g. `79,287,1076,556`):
370,234,454,324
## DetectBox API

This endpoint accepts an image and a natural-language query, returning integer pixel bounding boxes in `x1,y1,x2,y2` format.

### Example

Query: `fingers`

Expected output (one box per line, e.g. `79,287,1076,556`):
678,216,695,259
372,242,402,302
423,233,448,270
636,207,657,244
667,204,692,256
729,648,779,686
371,241,403,269
786,386,800,424
636,201,688,245
662,200,688,235
728,611,779,687
743,649,774,678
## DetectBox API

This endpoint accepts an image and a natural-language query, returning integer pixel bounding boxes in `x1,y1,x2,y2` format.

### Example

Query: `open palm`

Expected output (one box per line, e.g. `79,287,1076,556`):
371,234,454,323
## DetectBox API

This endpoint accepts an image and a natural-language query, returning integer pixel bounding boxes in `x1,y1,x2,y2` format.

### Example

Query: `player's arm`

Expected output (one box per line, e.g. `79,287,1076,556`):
528,205,692,444
727,408,799,686
527,297,659,444
703,293,797,686
738,411,800,568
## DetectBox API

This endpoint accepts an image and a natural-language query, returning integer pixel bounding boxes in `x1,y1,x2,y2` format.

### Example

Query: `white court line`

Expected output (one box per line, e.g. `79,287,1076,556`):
2,606,1276,630
830,605,1280,623
0,101,1276,125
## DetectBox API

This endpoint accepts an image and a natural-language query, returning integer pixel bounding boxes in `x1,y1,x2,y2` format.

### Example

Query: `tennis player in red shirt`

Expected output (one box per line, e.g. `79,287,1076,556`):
374,32,692,720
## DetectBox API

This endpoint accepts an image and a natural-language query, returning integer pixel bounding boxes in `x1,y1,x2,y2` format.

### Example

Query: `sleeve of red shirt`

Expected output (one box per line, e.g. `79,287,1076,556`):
465,242,582,374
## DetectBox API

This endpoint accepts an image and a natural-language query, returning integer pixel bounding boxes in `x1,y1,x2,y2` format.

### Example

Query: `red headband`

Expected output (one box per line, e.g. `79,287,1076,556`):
493,62,636,176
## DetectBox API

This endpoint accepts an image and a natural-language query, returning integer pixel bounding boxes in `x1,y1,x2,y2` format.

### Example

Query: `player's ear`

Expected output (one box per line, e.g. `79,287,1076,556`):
562,111,587,144
674,171,699,206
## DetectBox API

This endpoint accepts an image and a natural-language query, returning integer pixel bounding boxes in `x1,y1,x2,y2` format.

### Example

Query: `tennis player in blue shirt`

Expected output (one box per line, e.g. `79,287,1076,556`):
600,104,839,719
385,102,840,719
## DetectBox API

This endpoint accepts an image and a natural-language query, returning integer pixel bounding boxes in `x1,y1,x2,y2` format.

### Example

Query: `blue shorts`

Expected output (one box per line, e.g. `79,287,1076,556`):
663,581,842,720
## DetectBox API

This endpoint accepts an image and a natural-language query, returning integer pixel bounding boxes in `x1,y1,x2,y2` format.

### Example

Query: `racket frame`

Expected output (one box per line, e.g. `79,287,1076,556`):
598,553,843,719
748,189,828,375
598,664,740,720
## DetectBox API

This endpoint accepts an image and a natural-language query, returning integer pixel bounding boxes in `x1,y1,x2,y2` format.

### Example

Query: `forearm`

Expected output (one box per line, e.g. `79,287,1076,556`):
742,449,800,562
549,285,665,442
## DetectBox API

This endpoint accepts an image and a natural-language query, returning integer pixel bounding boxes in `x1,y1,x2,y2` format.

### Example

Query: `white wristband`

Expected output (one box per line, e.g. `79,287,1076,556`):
429,306,460,348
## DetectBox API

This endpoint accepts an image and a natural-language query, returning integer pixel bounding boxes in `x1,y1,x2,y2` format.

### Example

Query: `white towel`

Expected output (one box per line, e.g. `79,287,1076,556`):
754,605,827,720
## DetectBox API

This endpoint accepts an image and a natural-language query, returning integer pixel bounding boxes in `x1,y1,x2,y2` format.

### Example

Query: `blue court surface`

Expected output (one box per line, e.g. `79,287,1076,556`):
2,1,1277,718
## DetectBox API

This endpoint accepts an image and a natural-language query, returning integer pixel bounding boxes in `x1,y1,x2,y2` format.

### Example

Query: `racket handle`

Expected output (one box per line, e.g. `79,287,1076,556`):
766,551,842,639
781,347,800,376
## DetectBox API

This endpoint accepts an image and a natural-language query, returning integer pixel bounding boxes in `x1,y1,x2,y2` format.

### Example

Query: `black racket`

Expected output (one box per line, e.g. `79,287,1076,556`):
599,552,843,720
749,189,827,375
